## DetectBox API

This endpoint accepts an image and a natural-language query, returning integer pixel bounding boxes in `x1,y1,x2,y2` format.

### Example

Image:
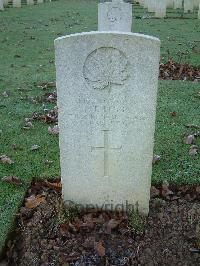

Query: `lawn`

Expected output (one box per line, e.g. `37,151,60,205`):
0,0,200,256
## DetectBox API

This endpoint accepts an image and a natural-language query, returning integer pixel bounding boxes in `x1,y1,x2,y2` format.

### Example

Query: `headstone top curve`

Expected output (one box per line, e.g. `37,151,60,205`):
55,31,160,45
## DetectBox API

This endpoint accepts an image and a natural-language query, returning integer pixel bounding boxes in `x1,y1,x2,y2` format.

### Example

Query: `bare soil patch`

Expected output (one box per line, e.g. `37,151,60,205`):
2,181,200,266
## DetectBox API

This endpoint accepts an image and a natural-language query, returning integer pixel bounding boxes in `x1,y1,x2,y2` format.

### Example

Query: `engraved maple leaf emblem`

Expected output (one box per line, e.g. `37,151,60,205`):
83,47,130,90
107,6,122,23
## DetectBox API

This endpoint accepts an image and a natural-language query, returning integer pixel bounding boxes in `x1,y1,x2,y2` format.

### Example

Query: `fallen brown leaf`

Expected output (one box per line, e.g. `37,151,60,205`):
152,155,161,164
2,91,9,97
185,124,200,130
32,107,58,124
82,213,94,229
22,122,34,130
73,218,83,231
196,186,200,194
44,160,53,165
161,180,174,198
189,145,198,156
24,117,33,122
30,144,40,151
170,111,177,117
12,144,23,150
150,186,160,198
94,241,105,257
43,91,57,103
48,125,59,135
2,176,23,186
183,134,195,145
45,180,62,190
107,218,120,231
0,155,14,164
35,81,56,89
59,223,69,235
82,236,95,249
25,195,45,209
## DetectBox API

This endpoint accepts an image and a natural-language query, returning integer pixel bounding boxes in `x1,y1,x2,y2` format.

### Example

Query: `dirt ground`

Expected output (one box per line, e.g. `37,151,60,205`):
2,181,200,266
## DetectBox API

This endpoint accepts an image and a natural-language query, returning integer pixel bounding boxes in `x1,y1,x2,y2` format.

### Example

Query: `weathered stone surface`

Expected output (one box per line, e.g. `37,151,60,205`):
55,32,160,214
98,0,132,32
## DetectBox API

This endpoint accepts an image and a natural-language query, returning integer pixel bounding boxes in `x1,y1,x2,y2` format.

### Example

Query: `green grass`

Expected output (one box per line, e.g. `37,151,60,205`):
0,0,200,255
154,80,200,184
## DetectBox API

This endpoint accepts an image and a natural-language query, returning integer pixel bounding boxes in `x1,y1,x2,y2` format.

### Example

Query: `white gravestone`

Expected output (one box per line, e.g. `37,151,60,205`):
173,0,183,9
155,0,167,17
166,0,174,8
38,0,43,3
194,0,200,8
98,0,132,32
0,0,4,10
144,0,148,8
198,2,200,18
148,0,156,12
27,0,34,5
13,0,21,8
184,0,194,12
55,32,160,214
4,0,9,7
138,0,144,6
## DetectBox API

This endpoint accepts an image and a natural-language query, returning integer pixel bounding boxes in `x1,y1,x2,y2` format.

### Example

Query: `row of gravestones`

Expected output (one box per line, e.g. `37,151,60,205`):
0,0,53,10
55,0,160,215
135,0,200,18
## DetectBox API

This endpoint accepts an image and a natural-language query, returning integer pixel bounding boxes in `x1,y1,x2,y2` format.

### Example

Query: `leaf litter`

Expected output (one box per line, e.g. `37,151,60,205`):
48,125,59,135
1,176,23,186
5,180,200,266
183,131,200,155
159,59,200,81
32,106,58,124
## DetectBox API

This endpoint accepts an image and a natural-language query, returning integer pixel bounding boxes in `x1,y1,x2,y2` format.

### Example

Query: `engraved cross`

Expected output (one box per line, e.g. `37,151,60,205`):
91,129,121,177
